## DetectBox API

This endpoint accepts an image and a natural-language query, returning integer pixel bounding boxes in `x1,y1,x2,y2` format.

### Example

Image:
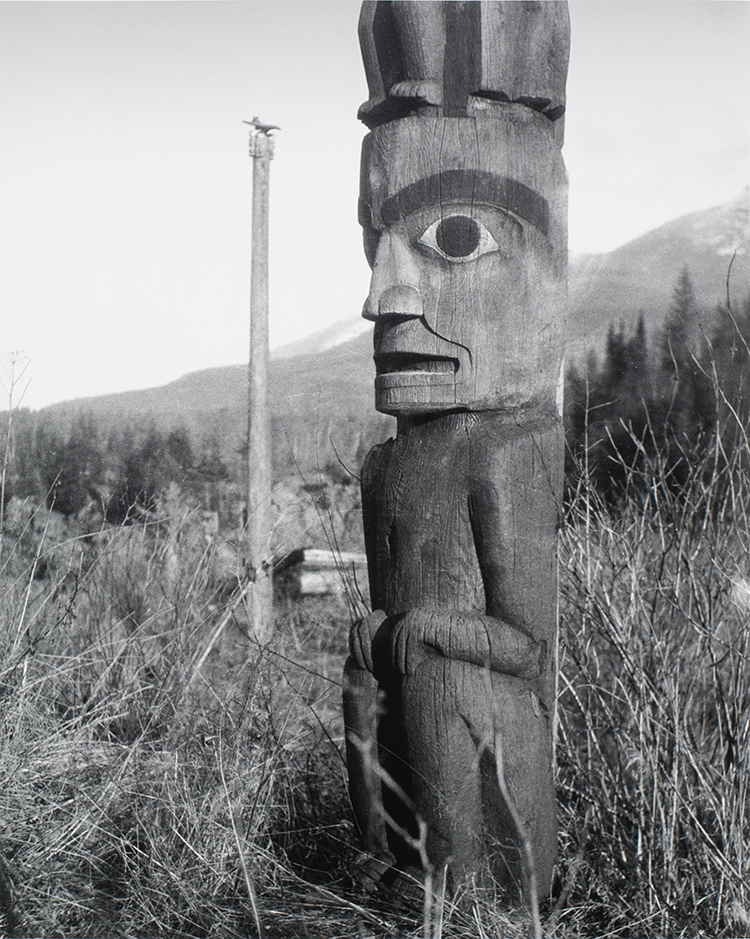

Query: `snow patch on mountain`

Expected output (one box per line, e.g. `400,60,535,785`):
272,318,371,361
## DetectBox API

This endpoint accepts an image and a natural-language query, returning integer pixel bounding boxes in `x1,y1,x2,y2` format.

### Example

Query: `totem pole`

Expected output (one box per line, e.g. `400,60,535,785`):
343,0,569,899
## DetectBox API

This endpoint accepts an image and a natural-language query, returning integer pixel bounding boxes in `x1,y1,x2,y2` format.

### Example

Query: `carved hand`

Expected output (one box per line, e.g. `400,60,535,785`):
348,609,390,674
390,608,542,679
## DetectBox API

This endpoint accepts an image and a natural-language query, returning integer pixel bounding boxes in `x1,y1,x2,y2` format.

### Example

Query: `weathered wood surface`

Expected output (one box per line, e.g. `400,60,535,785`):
358,110,567,415
345,413,562,886
359,1,569,132
290,549,368,598
344,0,569,899
247,127,274,640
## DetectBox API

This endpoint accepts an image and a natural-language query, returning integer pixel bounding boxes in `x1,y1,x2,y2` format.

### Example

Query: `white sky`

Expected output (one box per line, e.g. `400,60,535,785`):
1,0,748,410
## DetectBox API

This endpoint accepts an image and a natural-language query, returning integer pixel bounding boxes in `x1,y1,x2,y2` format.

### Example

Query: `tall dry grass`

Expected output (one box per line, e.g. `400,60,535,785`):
555,407,750,937
0,490,366,938
1,377,749,936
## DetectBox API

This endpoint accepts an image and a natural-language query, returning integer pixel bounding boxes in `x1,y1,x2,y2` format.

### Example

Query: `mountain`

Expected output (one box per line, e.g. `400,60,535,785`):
43,191,749,450
567,188,749,356
273,318,371,360
52,333,375,425
44,321,388,479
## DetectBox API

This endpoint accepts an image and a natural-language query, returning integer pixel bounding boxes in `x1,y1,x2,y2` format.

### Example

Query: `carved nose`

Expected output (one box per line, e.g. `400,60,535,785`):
362,284,423,322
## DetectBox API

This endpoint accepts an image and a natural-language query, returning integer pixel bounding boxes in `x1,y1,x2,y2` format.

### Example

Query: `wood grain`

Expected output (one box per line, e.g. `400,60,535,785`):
345,0,569,899
358,1,569,132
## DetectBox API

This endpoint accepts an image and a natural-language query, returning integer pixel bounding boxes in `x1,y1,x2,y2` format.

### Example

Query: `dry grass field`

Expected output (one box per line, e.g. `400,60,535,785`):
1,400,749,938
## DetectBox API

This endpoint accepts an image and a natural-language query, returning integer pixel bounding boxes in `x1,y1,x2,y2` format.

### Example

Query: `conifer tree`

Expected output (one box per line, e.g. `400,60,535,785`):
39,413,105,517
655,269,714,468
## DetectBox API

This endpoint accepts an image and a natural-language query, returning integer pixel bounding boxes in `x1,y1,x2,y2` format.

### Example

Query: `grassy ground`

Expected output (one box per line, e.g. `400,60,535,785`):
1,432,749,938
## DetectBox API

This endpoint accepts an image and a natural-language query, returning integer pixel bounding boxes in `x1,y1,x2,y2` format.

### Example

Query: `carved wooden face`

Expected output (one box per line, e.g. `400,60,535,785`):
359,111,567,415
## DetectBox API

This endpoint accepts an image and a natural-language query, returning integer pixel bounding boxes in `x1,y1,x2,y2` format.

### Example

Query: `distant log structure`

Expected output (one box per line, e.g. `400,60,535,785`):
343,0,569,899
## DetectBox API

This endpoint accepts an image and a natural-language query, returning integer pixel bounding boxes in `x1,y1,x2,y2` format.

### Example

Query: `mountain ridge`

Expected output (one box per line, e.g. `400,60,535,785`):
566,188,749,356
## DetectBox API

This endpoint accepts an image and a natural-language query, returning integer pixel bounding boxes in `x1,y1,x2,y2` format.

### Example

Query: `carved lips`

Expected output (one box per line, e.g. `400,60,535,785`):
374,353,457,375
372,316,467,414
374,352,458,402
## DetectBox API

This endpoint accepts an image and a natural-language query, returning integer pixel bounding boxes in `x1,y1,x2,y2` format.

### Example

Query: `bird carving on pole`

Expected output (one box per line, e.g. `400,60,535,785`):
243,116,280,135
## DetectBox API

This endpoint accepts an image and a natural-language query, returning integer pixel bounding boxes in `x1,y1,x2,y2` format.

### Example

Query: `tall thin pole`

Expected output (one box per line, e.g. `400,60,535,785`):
246,119,276,641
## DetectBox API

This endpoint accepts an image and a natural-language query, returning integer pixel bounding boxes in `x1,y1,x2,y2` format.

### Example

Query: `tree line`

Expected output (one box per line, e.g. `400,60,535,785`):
1,414,235,526
565,269,750,503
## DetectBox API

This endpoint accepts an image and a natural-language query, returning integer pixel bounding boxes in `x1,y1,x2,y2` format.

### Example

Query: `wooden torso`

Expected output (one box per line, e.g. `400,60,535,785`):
362,412,486,617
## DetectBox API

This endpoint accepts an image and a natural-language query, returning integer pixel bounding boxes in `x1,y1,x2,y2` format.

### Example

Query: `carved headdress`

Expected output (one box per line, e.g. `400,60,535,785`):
358,1,569,137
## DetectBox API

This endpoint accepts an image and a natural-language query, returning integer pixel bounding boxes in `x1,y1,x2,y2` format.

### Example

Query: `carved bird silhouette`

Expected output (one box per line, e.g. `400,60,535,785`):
243,116,280,135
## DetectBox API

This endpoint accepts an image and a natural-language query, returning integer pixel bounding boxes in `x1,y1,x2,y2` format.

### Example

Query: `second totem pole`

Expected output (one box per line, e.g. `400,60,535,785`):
343,0,569,898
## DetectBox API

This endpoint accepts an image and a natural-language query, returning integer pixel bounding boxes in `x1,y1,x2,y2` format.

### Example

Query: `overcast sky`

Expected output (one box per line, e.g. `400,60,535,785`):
1,1,748,410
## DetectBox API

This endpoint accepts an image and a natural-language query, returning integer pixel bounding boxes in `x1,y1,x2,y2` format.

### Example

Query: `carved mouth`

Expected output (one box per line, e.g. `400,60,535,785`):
375,353,459,375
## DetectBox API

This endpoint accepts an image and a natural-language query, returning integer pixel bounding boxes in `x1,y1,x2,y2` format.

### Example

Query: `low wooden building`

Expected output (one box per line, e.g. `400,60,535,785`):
275,547,368,599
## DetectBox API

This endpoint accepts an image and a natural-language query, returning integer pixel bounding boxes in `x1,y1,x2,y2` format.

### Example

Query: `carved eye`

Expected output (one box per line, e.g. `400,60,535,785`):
418,214,500,262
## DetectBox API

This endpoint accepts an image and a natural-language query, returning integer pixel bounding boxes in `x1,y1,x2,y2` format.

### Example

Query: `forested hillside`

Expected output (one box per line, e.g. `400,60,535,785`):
2,270,748,563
